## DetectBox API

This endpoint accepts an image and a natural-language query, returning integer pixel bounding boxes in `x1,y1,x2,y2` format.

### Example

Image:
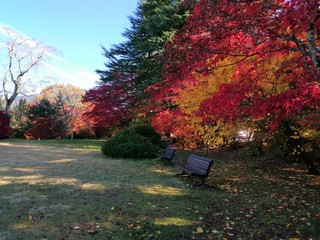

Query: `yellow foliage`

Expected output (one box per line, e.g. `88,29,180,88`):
177,57,239,115
256,53,299,96
173,52,303,148
174,57,242,148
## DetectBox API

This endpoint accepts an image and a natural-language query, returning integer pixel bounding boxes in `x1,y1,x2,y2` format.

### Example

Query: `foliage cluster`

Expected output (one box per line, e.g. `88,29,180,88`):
0,110,11,139
147,0,320,172
101,124,166,159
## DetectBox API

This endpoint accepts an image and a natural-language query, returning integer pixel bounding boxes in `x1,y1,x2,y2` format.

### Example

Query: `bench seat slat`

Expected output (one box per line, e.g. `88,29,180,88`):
175,164,206,175
175,154,214,185
187,160,210,169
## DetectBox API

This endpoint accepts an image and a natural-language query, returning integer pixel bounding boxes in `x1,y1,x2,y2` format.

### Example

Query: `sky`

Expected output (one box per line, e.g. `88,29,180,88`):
0,0,139,91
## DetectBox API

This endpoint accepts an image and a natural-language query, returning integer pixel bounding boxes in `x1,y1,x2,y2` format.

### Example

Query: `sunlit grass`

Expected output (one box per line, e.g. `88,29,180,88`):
0,139,319,239
79,182,107,191
138,184,186,196
0,174,78,185
154,217,193,226
48,158,76,163
31,138,105,150
12,222,29,230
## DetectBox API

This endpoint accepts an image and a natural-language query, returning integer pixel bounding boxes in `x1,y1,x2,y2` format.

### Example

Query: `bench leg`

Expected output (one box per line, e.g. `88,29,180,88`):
199,176,206,186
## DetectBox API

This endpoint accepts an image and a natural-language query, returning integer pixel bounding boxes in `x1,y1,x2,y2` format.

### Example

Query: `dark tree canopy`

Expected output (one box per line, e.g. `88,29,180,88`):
0,110,11,139
97,0,195,93
25,99,66,139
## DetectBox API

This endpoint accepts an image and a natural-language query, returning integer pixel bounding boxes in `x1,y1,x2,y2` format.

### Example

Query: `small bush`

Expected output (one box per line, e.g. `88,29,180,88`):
0,110,11,139
101,124,166,159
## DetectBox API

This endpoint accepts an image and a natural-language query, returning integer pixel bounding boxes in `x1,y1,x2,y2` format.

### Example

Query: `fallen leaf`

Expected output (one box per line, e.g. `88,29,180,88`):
196,227,204,233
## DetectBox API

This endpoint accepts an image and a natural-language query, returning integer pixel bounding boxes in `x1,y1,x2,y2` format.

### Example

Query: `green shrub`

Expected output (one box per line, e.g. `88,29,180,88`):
101,124,166,159
239,144,263,158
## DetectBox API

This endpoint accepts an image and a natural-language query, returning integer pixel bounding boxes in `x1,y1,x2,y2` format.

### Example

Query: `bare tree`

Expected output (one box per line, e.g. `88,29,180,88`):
0,27,56,113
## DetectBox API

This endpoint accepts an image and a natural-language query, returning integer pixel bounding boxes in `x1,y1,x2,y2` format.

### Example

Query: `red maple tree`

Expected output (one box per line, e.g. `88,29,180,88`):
82,80,138,131
149,0,319,133
147,0,320,173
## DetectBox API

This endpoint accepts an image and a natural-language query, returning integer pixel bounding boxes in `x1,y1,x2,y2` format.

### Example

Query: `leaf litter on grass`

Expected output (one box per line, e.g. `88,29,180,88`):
0,139,319,239
201,151,320,240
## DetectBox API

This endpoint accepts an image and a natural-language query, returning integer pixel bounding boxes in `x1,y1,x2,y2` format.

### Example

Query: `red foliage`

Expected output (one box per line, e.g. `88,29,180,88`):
82,80,138,129
149,0,320,133
0,110,11,139
25,117,51,140
151,108,192,138
24,117,66,140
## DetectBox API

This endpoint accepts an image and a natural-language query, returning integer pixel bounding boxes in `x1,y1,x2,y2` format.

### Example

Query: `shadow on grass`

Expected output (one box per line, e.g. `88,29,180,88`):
0,139,319,239
0,139,226,239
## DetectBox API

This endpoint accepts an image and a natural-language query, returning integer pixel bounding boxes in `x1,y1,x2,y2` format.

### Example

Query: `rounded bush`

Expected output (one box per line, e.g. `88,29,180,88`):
101,124,166,159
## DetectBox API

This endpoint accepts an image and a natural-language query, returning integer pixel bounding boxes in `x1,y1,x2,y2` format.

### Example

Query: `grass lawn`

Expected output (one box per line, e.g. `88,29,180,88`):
0,139,319,239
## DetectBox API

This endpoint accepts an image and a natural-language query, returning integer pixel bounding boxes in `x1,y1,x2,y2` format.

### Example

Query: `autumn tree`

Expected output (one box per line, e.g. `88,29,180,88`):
82,80,138,133
149,0,319,172
0,27,56,113
84,0,195,134
39,84,92,139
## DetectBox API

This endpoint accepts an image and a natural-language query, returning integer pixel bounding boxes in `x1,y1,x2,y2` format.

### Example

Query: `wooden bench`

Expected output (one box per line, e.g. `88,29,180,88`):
156,147,176,164
175,154,213,185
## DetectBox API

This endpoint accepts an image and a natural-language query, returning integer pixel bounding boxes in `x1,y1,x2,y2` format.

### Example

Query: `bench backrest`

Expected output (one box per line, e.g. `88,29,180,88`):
163,147,176,159
186,154,213,176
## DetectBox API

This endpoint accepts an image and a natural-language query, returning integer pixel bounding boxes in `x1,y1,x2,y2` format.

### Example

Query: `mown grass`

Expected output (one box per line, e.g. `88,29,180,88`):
28,138,105,150
0,139,319,239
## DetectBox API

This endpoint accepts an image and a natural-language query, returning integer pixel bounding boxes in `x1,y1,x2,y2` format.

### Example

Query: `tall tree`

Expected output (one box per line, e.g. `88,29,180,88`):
0,27,56,113
97,0,194,93
83,0,196,133
150,0,319,131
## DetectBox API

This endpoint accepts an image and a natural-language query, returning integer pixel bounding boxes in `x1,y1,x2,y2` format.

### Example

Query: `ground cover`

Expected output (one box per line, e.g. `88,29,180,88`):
0,139,319,239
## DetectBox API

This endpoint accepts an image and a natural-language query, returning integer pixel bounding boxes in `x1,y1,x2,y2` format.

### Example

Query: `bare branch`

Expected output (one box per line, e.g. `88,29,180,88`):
0,27,57,112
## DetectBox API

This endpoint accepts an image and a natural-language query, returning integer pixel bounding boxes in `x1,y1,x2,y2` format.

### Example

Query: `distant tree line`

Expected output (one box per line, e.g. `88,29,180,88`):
9,84,95,140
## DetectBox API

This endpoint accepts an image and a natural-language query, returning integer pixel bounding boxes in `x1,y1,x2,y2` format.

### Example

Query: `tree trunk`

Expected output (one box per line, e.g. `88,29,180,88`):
302,158,320,175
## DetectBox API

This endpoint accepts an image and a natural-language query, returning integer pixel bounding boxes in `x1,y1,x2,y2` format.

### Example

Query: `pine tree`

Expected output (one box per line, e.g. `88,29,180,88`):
25,99,67,139
97,0,194,93
10,99,29,138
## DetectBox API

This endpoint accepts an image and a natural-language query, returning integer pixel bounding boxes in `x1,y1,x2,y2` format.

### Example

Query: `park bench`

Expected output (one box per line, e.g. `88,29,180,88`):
175,154,213,186
156,146,176,164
